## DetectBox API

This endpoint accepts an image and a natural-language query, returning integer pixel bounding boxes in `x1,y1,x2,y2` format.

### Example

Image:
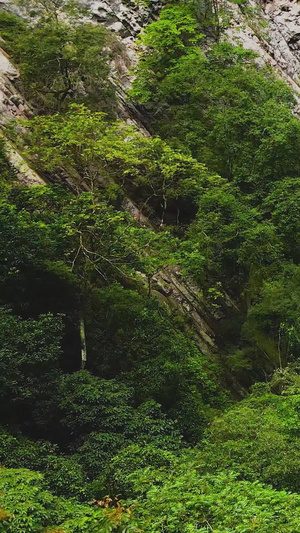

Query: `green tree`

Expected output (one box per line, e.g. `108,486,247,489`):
124,453,300,532
0,428,86,499
132,5,298,192
84,283,224,442
130,3,204,104
0,309,63,426
21,103,215,226
244,263,300,364
0,467,138,532
1,14,119,113
199,371,300,494
263,178,300,261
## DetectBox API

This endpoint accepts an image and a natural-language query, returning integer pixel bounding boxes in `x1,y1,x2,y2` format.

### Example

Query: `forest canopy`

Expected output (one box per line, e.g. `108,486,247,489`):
2,0,300,531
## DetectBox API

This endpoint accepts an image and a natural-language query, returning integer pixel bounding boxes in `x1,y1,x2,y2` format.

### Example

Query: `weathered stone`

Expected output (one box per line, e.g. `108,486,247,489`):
224,0,300,98
0,49,32,123
82,0,164,38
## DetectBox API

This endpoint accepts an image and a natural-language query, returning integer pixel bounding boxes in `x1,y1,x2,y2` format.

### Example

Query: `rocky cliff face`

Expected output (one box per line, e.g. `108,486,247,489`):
2,0,300,96
84,0,163,38
224,0,300,101
0,48,28,123
1,0,300,355
80,0,300,118
0,48,43,184
266,0,300,84
84,0,300,100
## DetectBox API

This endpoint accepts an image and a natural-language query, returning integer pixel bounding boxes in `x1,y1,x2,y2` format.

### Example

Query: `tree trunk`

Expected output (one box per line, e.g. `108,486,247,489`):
80,309,87,370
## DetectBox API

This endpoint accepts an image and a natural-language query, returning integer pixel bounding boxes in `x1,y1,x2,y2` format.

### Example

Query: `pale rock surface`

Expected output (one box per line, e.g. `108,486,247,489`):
5,139,45,185
0,48,43,184
0,48,29,123
84,0,163,38
266,0,300,81
224,0,300,100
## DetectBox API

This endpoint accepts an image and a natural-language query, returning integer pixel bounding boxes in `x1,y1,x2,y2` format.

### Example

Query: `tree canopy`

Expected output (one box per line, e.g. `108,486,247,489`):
3,0,300,531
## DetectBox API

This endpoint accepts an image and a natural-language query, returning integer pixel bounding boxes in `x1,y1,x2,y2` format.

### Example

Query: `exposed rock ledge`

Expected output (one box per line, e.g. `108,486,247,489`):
225,0,300,105
83,0,163,38
0,48,43,184
0,48,29,123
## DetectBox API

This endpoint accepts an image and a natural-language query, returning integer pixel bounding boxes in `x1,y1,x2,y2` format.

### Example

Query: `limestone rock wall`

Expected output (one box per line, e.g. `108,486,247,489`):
0,48,29,123
0,48,43,184
224,0,300,101
266,0,300,85
84,0,163,38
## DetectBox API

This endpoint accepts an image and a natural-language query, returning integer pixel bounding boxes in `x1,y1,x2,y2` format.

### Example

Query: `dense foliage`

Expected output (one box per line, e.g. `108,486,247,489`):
3,0,300,531
0,8,120,113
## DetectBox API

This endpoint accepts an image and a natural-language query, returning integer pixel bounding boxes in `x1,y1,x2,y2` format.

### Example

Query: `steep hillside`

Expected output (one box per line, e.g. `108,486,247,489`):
2,1,300,532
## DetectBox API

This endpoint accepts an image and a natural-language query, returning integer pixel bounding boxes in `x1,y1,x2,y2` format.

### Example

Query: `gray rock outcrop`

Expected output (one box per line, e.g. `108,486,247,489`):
84,0,163,37
224,0,300,99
